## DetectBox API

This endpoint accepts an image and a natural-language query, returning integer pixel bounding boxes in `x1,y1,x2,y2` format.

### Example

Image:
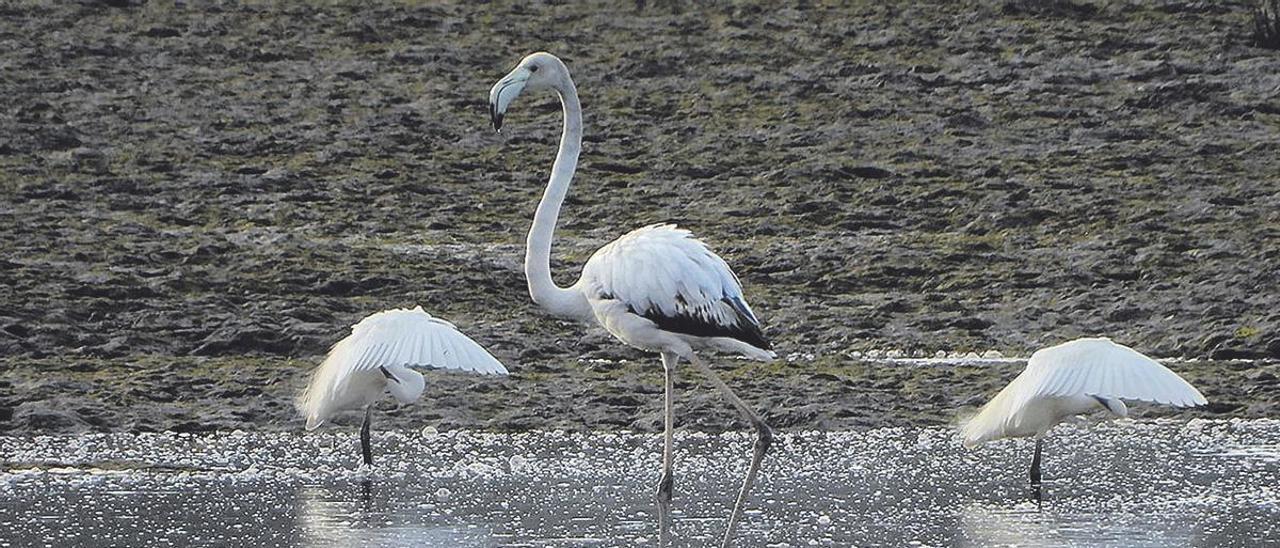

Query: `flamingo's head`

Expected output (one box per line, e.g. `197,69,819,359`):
489,52,570,132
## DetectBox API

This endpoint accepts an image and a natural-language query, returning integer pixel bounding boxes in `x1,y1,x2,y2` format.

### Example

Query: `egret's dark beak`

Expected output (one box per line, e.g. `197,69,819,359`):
379,366,401,384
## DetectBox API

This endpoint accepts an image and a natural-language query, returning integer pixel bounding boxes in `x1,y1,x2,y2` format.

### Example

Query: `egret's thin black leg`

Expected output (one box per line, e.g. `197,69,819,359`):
361,405,374,466
1029,438,1043,486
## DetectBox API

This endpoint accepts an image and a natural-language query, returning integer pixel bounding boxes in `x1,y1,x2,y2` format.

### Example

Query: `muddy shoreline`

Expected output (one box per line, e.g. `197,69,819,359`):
3,355,1275,435
1,1,1278,434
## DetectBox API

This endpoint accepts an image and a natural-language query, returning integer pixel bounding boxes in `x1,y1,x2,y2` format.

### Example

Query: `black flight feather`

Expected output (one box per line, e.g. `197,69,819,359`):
634,297,771,351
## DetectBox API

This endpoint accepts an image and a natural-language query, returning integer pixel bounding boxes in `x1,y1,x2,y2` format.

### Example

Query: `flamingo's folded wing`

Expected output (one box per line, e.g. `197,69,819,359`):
580,224,772,354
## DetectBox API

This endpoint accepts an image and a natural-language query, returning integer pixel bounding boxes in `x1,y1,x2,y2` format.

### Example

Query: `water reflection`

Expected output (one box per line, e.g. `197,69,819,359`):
296,483,496,547
960,502,1061,546
657,497,672,546
0,421,1276,547
960,500,1197,547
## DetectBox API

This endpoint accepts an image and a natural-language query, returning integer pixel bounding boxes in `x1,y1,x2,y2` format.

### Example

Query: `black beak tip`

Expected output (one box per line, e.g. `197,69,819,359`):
489,102,503,132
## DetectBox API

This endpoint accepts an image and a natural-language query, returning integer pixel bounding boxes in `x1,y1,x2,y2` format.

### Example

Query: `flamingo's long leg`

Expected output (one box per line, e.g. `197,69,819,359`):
657,352,678,502
688,354,772,548
656,352,677,545
657,486,673,547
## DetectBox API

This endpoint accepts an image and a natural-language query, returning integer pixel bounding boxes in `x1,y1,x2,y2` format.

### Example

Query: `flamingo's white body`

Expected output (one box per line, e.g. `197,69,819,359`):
489,52,774,547
579,224,774,360
297,306,508,465
962,337,1207,484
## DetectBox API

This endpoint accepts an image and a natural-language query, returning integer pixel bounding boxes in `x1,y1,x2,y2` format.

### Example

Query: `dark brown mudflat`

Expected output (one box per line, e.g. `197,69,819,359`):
1,1,1276,434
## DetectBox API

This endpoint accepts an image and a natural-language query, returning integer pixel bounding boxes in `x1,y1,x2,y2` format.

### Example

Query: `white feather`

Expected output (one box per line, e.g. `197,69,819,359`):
580,224,759,335
962,337,1206,447
296,306,508,429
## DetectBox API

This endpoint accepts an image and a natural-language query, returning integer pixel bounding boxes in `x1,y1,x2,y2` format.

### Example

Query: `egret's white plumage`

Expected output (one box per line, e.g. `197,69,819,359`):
296,306,507,463
961,337,1207,486
962,337,1206,447
489,52,773,547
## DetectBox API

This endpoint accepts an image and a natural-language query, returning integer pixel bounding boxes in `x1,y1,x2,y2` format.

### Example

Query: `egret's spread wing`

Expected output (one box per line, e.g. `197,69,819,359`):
296,306,506,429
962,337,1207,447
961,371,1036,447
330,306,509,381
580,224,770,350
1021,337,1206,407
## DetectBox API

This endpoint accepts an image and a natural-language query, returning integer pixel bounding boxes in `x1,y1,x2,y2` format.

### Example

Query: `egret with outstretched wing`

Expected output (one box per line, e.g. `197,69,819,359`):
297,306,508,465
962,337,1207,485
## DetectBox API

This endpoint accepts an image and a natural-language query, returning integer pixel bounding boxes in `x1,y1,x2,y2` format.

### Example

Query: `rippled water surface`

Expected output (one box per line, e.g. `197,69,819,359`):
2,420,1277,547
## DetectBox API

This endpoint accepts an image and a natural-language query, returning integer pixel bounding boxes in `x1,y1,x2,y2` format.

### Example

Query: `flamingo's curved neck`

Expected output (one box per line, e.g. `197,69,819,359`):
525,75,591,319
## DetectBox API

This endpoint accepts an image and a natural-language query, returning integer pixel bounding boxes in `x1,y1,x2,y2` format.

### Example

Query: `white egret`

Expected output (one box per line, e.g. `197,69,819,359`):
489,52,774,546
962,337,1207,484
296,306,508,465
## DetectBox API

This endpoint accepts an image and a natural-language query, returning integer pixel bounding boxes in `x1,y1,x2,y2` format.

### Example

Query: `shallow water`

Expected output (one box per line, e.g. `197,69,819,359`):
2,420,1277,547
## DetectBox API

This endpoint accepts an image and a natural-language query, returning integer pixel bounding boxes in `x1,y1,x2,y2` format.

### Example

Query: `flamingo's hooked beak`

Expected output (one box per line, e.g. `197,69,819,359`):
489,102,504,132
488,68,529,133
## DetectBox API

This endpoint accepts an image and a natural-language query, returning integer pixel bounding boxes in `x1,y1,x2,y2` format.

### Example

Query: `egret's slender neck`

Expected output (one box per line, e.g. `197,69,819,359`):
525,75,590,319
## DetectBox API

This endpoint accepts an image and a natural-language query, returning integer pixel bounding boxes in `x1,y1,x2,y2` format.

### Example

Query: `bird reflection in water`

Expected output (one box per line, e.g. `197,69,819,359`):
295,484,491,547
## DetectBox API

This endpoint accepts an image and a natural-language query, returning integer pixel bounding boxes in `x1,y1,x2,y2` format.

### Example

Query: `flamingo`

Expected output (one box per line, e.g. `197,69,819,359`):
962,337,1207,485
488,52,775,546
296,306,508,466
